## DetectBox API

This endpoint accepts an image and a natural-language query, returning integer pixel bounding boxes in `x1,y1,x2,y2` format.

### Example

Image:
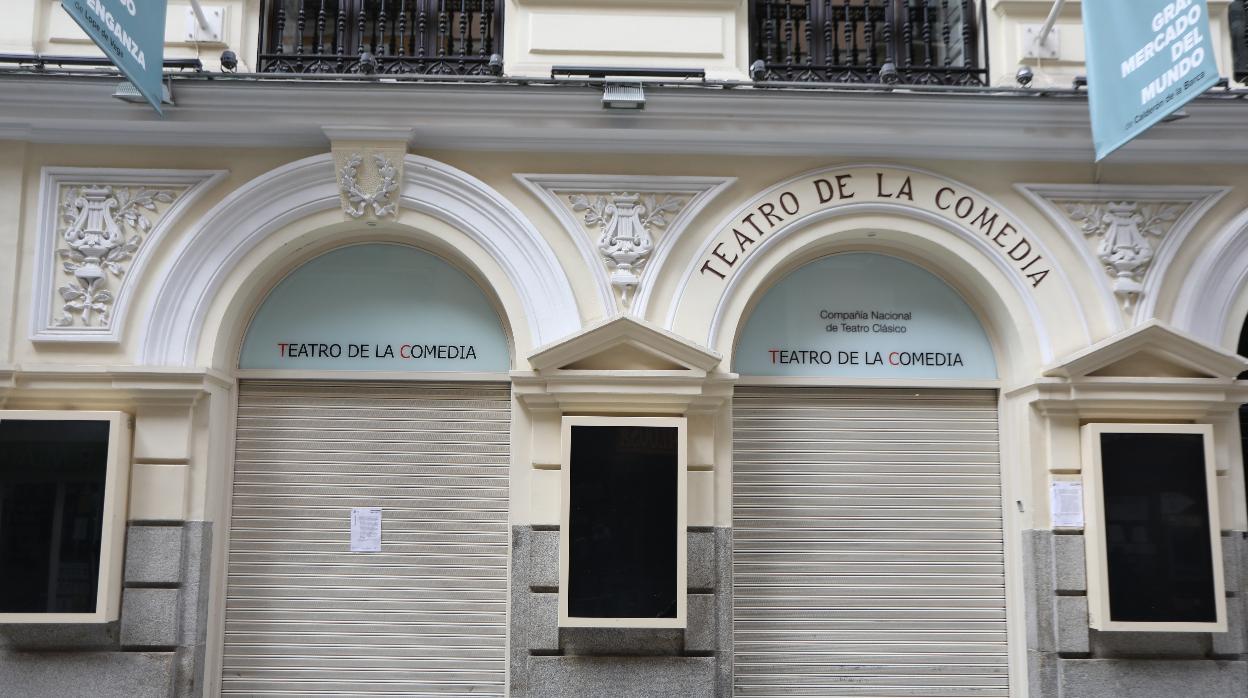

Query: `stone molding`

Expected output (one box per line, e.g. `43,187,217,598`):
1017,184,1228,329
515,174,734,317
30,168,226,344
1172,205,1248,347
669,165,1075,365
138,154,581,366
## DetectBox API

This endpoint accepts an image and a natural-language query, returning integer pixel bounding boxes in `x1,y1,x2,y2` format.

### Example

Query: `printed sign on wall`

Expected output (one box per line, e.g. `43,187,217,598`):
1084,0,1218,160
734,253,997,378
239,244,510,371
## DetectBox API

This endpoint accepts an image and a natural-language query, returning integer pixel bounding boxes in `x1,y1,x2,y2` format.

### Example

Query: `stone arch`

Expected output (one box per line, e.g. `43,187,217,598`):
137,153,580,368
1172,207,1248,349
661,165,1092,381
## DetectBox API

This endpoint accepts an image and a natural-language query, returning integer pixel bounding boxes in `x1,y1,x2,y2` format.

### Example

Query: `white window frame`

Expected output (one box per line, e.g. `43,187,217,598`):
1081,422,1226,632
0,411,131,624
559,416,687,629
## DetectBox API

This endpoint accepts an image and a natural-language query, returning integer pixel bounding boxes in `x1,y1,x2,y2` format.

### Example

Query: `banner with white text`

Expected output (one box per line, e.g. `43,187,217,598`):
61,0,167,114
1084,0,1219,161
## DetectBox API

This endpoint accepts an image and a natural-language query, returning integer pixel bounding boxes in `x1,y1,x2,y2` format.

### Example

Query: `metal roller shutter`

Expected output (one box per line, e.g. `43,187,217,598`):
733,387,1007,697
222,381,510,697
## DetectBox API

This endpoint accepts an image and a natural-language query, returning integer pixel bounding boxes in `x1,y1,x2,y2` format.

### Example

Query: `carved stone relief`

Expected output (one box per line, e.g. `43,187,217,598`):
53,184,187,328
1058,200,1188,311
569,192,687,305
339,153,399,219
31,168,226,344
330,145,405,221
515,174,735,316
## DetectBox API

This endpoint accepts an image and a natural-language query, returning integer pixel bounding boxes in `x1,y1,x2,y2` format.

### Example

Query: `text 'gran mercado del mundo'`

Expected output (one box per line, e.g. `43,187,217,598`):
2,1,1248,696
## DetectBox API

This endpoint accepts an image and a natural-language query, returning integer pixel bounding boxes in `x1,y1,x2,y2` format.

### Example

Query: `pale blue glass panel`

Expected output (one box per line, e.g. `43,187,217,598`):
239,244,509,371
734,253,997,378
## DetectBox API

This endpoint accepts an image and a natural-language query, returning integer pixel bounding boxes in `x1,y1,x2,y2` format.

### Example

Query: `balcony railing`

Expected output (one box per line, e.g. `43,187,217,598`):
258,0,502,75
749,0,987,85
1233,0,1247,82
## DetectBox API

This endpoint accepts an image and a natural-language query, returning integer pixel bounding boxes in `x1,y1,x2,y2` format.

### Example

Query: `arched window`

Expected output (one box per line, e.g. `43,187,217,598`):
239,243,509,371
734,252,996,378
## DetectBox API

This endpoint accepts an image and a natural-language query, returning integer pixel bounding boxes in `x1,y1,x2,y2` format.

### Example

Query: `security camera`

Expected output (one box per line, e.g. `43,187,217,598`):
1016,65,1034,87
750,59,766,82
879,62,899,85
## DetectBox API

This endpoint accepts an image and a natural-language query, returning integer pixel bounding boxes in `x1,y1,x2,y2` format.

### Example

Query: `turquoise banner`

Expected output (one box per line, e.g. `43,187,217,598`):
61,0,167,114
1083,0,1219,161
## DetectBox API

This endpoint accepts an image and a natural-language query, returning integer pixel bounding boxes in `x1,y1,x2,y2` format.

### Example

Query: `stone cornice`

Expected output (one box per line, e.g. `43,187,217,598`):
0,365,233,407
2,75,1247,163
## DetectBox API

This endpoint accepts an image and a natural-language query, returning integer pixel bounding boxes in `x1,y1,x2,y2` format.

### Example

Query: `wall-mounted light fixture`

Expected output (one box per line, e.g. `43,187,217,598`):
112,80,174,106
550,66,705,111
602,80,646,110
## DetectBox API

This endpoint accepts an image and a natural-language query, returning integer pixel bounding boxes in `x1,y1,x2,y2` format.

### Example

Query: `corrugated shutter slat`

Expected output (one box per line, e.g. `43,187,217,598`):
222,381,509,697
733,387,1008,697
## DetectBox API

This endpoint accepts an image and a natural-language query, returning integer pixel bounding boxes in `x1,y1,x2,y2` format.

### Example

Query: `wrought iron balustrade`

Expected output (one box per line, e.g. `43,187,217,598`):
1233,0,1247,82
258,0,502,75
750,0,987,85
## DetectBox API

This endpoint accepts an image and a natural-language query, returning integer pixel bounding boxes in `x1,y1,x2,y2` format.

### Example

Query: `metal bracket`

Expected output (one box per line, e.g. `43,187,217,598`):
184,4,224,43
1022,24,1061,60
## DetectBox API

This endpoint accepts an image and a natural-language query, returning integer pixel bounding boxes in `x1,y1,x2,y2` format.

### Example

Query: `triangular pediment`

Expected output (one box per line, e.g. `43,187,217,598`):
1044,320,1248,379
528,316,721,374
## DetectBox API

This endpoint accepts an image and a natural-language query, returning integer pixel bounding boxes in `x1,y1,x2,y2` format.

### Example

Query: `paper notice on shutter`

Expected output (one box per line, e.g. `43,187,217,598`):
350,507,383,552
1051,481,1084,529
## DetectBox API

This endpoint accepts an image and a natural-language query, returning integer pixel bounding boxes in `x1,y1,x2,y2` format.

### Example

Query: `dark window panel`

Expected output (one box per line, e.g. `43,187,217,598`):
1100,432,1216,624
0,420,110,614
568,425,678,619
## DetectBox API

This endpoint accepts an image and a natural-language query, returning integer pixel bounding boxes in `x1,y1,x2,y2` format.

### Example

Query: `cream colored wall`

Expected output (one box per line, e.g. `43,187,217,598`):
6,143,1248,530
12,143,317,368
0,142,28,368
992,0,1240,89
27,0,254,72
6,142,1247,698
503,0,750,81
11,0,1246,87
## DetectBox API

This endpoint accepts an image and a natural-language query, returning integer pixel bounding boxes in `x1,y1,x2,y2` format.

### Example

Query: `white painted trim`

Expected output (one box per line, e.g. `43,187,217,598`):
0,411,130,624
30,168,227,344
735,376,1002,389
1081,423,1226,633
1016,184,1229,329
7,77,1248,164
514,174,735,318
528,315,721,373
1172,206,1248,347
701,206,1057,357
234,369,512,382
138,154,580,366
662,164,1083,365
1043,320,1248,379
558,415,688,629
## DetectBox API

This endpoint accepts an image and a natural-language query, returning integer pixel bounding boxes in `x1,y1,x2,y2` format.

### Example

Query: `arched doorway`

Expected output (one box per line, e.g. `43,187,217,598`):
731,252,1008,697
220,243,512,696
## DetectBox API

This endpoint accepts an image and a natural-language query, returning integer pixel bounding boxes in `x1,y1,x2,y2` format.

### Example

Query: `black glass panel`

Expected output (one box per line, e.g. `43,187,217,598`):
0,420,110,613
1101,432,1216,624
568,425,678,619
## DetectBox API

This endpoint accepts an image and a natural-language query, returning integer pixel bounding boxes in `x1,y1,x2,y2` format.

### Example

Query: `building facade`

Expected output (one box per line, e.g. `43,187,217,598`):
1,1,1247,696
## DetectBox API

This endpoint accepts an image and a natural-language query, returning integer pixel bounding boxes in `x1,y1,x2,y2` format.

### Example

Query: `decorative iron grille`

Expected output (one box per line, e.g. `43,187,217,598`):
258,0,502,75
1233,0,1247,82
749,0,986,85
